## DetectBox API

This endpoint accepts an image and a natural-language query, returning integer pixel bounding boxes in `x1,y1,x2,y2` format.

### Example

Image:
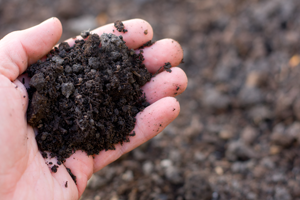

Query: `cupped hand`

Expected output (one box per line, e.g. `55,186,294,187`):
0,18,187,200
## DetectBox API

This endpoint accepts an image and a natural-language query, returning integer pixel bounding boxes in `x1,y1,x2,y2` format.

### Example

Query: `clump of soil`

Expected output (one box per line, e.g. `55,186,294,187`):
26,33,152,163
163,62,172,73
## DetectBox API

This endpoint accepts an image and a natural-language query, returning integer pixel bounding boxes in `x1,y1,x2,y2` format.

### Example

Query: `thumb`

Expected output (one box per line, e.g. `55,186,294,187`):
0,17,62,81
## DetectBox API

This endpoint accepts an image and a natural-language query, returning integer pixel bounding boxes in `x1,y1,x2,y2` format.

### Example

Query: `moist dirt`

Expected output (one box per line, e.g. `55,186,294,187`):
26,32,152,165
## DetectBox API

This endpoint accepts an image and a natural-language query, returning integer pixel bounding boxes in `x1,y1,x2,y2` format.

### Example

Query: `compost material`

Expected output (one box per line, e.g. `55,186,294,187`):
26,33,151,162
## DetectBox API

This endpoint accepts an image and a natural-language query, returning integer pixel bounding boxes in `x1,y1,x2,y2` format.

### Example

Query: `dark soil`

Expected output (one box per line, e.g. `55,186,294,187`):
26,33,151,163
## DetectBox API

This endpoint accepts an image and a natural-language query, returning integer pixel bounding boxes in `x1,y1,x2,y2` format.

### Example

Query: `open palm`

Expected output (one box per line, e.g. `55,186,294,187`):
0,18,187,200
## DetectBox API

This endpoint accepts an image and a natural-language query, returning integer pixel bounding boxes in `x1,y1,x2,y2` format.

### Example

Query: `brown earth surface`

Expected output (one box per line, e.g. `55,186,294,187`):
1,0,300,199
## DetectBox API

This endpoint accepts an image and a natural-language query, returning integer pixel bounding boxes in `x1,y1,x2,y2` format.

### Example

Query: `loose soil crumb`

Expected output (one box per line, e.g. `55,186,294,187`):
67,168,77,184
51,165,58,173
80,30,90,39
41,152,48,158
65,181,68,188
153,62,173,77
26,33,152,164
114,20,128,33
139,40,155,49
144,29,148,35
163,62,172,73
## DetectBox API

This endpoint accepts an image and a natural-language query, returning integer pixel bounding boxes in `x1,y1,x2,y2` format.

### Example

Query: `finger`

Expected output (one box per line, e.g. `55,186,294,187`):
142,67,188,104
63,151,94,197
139,39,183,74
93,97,180,172
65,18,153,49
0,17,62,81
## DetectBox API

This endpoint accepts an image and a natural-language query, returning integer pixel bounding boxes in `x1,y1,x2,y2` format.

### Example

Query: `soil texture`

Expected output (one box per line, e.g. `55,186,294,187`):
26,33,151,162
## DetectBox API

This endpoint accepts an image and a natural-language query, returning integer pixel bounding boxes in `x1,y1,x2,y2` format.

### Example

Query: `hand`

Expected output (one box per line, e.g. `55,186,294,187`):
0,18,187,200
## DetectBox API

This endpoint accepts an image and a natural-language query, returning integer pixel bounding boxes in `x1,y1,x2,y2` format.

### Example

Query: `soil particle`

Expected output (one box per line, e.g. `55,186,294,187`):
65,181,68,188
114,20,128,33
139,40,155,49
163,62,172,73
41,152,47,158
26,33,152,163
226,141,256,162
129,131,135,136
271,124,295,147
52,55,64,65
29,73,45,91
67,167,77,184
81,30,90,39
61,82,75,98
144,29,148,35
153,62,173,77
51,165,58,173
241,126,258,145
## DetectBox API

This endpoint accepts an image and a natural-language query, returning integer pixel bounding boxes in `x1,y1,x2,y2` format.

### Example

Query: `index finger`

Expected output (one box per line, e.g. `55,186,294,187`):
65,19,153,50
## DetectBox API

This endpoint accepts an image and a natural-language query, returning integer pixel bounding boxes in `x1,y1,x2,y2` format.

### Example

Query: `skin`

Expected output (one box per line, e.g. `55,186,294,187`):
0,18,187,200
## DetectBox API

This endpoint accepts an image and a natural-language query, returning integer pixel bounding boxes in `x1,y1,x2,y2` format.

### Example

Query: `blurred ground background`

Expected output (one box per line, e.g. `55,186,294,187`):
2,0,300,199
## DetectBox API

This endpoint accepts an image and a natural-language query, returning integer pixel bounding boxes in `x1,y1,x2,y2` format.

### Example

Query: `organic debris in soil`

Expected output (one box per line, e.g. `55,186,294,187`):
26,33,152,163
114,20,128,33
